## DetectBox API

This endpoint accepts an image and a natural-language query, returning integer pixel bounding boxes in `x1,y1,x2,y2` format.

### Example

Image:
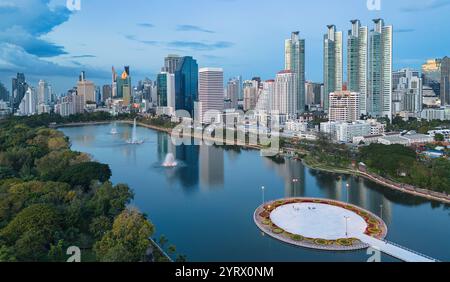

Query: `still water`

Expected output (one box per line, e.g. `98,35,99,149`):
60,124,450,262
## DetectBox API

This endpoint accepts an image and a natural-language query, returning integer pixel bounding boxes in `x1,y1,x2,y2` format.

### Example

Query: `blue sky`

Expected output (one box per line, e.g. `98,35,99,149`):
0,0,450,93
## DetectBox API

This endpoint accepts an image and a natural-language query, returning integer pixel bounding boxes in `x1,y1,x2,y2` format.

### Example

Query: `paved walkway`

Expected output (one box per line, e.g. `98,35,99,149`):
358,234,437,262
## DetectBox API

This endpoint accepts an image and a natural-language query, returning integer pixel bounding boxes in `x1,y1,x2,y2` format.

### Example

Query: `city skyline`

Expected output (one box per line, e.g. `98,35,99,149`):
1,0,450,92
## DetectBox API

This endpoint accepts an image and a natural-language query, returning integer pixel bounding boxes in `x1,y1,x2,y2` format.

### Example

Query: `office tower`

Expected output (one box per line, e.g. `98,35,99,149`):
256,80,274,112
116,66,132,105
305,81,323,106
422,59,442,97
0,82,9,102
274,70,298,117
102,85,112,101
38,80,51,105
77,72,96,106
163,54,182,73
157,72,175,110
197,68,224,123
174,56,198,115
368,19,393,119
348,20,369,115
11,73,27,112
285,31,306,114
243,80,259,111
324,25,343,112
18,87,37,116
441,57,450,106
112,67,117,98
142,78,153,101
226,78,239,109
328,91,361,122
392,68,423,114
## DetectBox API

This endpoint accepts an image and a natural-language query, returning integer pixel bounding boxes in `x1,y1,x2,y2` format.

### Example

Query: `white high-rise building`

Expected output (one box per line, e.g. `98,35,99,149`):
77,73,96,106
285,31,306,114
38,80,51,105
197,68,224,124
257,80,275,112
323,25,343,112
368,19,393,119
274,70,298,117
328,91,361,122
18,87,38,116
393,68,423,115
348,20,369,115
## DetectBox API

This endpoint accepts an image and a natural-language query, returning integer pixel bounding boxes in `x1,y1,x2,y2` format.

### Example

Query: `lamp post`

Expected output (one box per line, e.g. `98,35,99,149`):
380,204,383,221
344,216,350,238
261,186,265,206
346,183,350,203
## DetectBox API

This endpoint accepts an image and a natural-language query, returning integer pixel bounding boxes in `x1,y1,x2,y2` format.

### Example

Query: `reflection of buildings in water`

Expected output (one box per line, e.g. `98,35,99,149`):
264,158,305,198
74,134,95,145
157,132,200,188
175,145,200,188
347,177,392,225
200,145,224,189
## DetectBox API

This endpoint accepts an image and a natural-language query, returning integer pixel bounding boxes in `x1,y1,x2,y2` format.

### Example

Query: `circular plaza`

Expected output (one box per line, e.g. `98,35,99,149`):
254,198,387,251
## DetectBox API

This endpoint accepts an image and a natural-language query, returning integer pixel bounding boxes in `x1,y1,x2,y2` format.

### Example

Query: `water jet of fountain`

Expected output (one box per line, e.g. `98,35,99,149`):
162,153,178,167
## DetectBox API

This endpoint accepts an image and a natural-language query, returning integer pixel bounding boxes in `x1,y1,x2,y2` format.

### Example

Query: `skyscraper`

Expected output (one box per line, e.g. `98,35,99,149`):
0,82,9,103
323,25,343,112
347,20,369,115
116,66,132,106
285,31,306,114
197,68,224,123
163,54,182,73
102,85,112,102
174,56,198,115
77,72,96,106
274,70,298,117
392,69,422,115
11,73,27,112
38,80,51,105
226,78,239,110
368,19,393,119
422,59,441,97
157,72,175,110
441,56,450,106
243,80,259,112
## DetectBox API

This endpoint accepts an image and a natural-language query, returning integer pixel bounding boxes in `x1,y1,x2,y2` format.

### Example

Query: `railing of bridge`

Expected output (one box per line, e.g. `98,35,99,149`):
381,239,440,262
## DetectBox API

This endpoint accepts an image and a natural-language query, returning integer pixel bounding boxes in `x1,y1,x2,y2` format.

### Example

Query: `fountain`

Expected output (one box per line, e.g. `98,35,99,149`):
110,123,118,135
127,119,144,144
162,153,178,168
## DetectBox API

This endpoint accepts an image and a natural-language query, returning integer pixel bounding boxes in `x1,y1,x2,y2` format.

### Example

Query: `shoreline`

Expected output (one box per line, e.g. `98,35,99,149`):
56,120,450,205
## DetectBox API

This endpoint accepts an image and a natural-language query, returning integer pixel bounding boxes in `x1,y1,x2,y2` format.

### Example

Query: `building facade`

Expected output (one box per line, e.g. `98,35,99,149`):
285,32,306,114
197,68,224,123
324,25,343,112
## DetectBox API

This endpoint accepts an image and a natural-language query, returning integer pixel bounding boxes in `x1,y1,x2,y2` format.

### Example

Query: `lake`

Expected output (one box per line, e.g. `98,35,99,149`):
60,123,450,262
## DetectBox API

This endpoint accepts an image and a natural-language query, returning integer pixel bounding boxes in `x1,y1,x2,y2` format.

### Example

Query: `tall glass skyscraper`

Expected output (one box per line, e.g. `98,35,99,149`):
368,19,392,119
347,20,368,115
11,73,27,112
441,57,450,106
323,25,343,112
285,32,305,114
174,56,198,115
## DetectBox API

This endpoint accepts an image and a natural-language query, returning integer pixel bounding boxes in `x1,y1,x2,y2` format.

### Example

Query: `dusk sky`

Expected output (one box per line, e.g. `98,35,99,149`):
1,0,450,93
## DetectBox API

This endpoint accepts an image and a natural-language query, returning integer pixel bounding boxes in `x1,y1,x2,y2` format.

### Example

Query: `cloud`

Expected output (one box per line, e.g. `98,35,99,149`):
395,28,416,33
401,0,450,12
124,34,159,46
0,0,72,57
70,55,97,59
176,25,215,34
0,43,109,79
137,23,155,28
167,41,234,51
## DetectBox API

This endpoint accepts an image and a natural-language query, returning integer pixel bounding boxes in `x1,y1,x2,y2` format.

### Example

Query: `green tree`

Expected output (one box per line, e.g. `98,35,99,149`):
94,209,154,262
58,162,112,190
